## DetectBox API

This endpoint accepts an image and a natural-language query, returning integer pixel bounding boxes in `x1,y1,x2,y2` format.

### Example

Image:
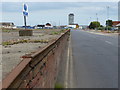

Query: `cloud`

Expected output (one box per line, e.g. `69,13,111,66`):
1,2,90,12
2,2,23,12
1,0,120,2
1,2,118,12
1,2,118,26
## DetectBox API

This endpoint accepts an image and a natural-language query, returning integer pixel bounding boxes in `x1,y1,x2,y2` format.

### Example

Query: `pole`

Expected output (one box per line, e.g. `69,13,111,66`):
90,17,91,22
24,16,27,29
107,6,109,20
59,20,60,26
107,6,109,32
96,13,98,22
96,13,98,30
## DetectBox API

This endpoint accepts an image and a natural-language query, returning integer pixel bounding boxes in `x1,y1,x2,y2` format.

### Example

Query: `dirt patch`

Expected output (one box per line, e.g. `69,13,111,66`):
2,29,67,80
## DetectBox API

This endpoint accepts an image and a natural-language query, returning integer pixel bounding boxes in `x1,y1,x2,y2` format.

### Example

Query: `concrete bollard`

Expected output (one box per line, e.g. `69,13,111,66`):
19,30,33,36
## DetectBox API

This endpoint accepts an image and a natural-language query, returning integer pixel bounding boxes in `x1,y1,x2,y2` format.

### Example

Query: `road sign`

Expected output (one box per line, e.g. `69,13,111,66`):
23,11,28,16
24,4,27,11
23,3,28,29
23,4,28,16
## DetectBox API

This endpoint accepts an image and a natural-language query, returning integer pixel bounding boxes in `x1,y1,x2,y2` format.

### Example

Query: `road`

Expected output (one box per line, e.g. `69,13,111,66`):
70,30,118,88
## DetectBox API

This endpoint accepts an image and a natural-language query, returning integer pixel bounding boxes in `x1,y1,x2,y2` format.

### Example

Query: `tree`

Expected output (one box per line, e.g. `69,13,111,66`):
46,23,51,26
100,25,103,27
89,21,100,29
37,25,45,29
76,24,79,28
106,20,113,27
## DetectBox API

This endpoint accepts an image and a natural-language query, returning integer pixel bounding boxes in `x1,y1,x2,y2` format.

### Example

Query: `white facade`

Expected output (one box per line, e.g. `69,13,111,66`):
45,25,53,29
79,26,83,29
67,25,76,28
116,23,120,27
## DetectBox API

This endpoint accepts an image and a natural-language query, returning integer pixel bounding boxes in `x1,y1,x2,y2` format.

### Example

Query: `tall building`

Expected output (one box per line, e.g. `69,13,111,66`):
118,1,120,21
68,13,74,25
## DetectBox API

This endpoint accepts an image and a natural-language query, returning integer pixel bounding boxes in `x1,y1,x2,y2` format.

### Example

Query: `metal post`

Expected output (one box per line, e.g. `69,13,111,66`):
96,13,98,22
90,17,92,22
107,6,109,32
24,16,27,29
96,13,98,31
59,20,60,26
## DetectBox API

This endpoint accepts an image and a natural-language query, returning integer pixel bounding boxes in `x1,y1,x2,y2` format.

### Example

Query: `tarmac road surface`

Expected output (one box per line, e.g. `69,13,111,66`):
71,30,118,88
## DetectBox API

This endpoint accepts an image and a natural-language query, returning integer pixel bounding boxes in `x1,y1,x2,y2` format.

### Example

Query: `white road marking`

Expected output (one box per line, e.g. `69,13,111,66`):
65,40,70,88
80,30,110,36
69,36,74,88
77,30,115,46
65,34,74,88
105,41,113,45
88,32,108,36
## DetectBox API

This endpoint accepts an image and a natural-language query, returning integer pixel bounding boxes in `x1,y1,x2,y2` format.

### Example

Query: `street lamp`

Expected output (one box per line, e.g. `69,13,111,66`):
106,6,109,32
96,13,98,31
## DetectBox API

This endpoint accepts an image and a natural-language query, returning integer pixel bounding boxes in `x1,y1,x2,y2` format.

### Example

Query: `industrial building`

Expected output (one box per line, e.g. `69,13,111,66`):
68,13,74,25
68,13,79,29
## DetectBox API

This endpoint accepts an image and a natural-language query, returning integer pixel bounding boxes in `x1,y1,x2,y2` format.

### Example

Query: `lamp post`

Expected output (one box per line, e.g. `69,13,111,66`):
107,6,109,32
89,17,92,24
96,13,98,22
96,13,98,31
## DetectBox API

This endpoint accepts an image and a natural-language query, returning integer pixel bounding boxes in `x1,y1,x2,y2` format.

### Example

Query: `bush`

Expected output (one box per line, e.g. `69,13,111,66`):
97,27,105,30
105,26,112,30
55,83,64,88
89,21,101,29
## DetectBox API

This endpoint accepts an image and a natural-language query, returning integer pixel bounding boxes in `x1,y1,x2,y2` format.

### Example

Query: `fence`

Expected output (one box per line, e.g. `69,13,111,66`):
2,30,70,89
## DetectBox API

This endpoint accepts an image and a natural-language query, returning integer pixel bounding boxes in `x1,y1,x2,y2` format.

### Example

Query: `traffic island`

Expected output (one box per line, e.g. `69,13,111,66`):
19,29,33,36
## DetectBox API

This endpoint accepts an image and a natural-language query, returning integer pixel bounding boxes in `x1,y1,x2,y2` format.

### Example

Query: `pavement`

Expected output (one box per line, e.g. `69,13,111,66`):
69,29,118,88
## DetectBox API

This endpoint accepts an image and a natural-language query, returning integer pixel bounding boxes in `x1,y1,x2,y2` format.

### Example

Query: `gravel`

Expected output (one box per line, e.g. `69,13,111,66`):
2,29,62,80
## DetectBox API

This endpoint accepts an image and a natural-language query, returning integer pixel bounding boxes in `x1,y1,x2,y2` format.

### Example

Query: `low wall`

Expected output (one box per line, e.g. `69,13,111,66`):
2,30,70,89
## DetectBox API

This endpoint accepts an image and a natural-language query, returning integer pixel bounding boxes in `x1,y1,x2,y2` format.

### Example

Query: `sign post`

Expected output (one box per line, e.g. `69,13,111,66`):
24,16,26,29
23,4,28,29
19,3,32,36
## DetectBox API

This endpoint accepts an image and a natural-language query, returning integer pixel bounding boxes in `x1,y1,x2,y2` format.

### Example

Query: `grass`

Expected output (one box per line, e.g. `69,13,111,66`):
50,32,60,35
2,29,69,46
2,28,19,32
2,39,49,46
2,41,12,46
2,30,11,33
50,29,68,35
55,83,64,88
39,35,44,37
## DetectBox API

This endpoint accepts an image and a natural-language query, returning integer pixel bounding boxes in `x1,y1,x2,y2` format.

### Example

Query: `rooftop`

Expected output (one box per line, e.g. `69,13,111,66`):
112,21,120,26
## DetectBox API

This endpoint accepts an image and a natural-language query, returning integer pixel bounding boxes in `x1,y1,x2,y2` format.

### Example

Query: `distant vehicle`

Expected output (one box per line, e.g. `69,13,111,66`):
12,26,17,29
64,27,69,29
34,26,43,29
36,25,45,29
17,26,34,29
68,27,74,29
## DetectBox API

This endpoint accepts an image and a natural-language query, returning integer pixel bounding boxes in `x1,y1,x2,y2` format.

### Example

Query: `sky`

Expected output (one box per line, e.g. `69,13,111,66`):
1,2,118,26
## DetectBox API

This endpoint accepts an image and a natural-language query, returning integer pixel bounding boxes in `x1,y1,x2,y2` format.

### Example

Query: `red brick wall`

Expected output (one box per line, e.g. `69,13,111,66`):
2,30,70,89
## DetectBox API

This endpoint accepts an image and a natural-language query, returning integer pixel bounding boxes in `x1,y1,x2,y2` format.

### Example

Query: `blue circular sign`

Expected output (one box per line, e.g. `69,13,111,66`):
24,4,27,11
